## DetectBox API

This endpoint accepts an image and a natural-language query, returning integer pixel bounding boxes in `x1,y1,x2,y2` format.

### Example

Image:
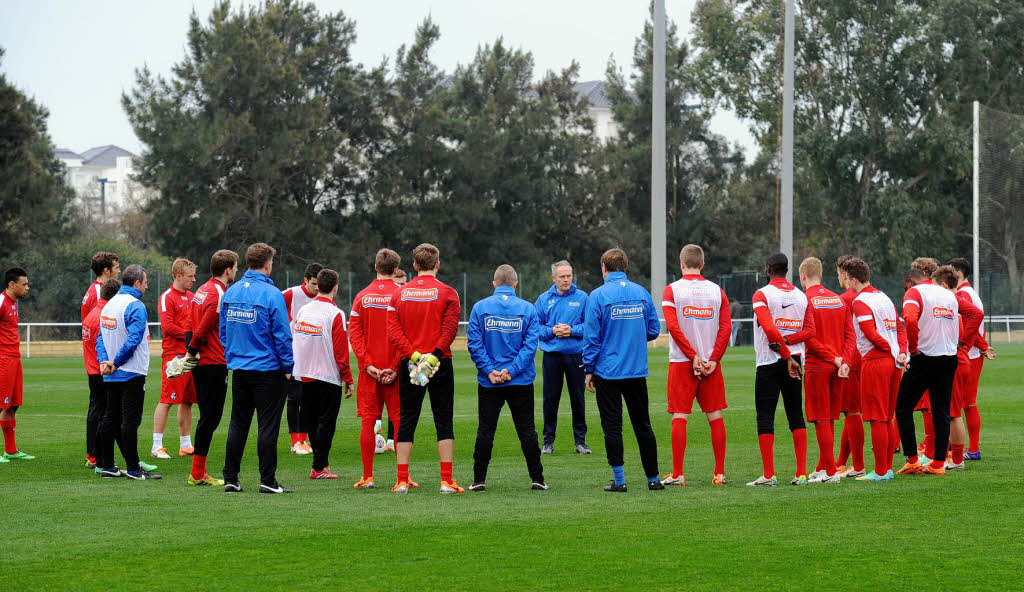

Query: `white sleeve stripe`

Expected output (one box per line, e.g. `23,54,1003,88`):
161,291,169,312
661,301,674,307
350,310,359,317
902,300,919,308
386,306,395,311
855,315,873,322
752,302,766,309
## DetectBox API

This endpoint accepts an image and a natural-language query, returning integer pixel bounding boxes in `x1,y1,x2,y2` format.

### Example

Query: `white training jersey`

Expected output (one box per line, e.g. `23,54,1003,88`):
852,289,901,365
904,283,959,356
752,283,808,367
663,277,726,363
292,298,346,386
284,285,316,331
99,292,151,376
958,284,985,359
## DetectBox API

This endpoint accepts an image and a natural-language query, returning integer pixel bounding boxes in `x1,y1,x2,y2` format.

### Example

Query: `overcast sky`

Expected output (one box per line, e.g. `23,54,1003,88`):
0,0,756,158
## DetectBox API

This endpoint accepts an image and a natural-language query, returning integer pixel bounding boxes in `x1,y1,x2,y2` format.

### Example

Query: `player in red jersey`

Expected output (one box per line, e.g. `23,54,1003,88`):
833,255,866,478
387,243,462,494
377,268,409,448
798,257,856,484
281,263,323,455
82,279,120,467
151,259,198,459
947,258,996,461
660,244,731,487
900,268,935,458
184,250,238,486
1,267,34,462
81,252,119,322
349,249,403,488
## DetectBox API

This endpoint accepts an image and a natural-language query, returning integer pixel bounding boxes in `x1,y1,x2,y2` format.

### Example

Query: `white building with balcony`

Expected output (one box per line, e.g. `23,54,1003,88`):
56,145,140,214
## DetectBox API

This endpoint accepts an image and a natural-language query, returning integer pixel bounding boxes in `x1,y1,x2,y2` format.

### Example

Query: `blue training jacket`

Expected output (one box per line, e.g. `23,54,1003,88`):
219,270,294,373
95,286,148,383
534,283,587,354
467,285,542,387
582,271,660,379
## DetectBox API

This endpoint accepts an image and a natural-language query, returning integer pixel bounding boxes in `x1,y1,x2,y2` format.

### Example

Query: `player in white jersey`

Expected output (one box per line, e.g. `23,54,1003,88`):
747,253,816,487
660,245,731,486
282,262,323,454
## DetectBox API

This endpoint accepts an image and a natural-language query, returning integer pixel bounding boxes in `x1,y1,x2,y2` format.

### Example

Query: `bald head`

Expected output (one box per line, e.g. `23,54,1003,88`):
493,264,518,287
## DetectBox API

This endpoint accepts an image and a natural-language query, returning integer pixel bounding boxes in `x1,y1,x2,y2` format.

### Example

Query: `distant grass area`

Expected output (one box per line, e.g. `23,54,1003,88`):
4,346,1022,590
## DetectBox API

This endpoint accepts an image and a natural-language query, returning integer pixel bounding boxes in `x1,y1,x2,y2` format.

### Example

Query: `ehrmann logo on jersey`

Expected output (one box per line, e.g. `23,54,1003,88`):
402,288,438,302
484,316,523,333
932,307,955,320
681,306,714,320
811,296,843,309
100,316,117,330
883,318,898,332
225,306,257,324
362,294,392,309
610,304,644,320
295,321,323,336
774,318,801,332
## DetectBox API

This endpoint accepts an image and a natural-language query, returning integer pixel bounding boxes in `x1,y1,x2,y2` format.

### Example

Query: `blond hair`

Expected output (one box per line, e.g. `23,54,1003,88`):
171,258,196,277
798,257,822,281
680,244,704,269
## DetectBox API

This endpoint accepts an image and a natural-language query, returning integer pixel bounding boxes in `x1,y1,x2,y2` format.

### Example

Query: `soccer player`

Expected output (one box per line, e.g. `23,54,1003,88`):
583,248,664,492
292,269,354,480
467,264,546,491
282,263,323,455
535,259,591,455
151,258,198,459
834,255,865,478
393,269,407,286
901,268,934,459
96,264,161,480
82,279,120,468
844,258,907,481
220,243,294,494
82,252,119,321
747,253,815,487
660,244,730,486
387,243,462,494
185,249,238,486
894,265,964,476
349,249,403,488
799,257,855,484
947,257,996,460
1,267,34,463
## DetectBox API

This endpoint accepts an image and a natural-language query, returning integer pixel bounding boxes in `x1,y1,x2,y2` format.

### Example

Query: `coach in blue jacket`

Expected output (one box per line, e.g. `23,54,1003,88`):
467,264,546,491
219,243,294,494
535,260,590,455
583,248,663,492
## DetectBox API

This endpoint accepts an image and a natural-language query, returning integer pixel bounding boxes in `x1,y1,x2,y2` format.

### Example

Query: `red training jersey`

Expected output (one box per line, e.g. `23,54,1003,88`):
0,291,21,358
82,298,108,375
160,285,194,360
839,288,863,370
189,278,227,366
81,280,103,322
387,275,461,360
661,274,731,363
804,285,856,371
350,278,402,372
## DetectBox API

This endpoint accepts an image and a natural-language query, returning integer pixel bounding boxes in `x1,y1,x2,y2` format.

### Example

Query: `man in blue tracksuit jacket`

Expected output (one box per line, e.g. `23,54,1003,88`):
219,243,294,494
467,265,546,491
583,248,663,492
535,260,590,455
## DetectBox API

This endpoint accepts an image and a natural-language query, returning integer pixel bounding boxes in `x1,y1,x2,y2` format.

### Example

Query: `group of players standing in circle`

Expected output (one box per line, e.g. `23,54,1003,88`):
0,240,993,492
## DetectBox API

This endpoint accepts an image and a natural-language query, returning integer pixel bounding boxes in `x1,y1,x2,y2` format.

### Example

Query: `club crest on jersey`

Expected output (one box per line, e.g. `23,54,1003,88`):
192,291,208,305
100,315,117,330
932,307,954,320
811,296,843,309
686,286,716,299
362,294,392,309
610,304,644,320
402,288,438,302
681,306,714,320
774,318,801,333
485,316,523,333
225,305,257,324
883,318,898,332
294,321,323,336
82,327,92,340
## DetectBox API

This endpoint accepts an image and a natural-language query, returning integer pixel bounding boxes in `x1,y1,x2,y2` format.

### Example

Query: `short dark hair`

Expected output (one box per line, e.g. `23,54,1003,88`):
5,267,27,288
90,252,118,277
210,250,238,277
100,279,121,301
846,258,870,283
393,268,407,280
903,268,926,287
947,257,971,277
932,265,958,289
375,249,401,275
304,263,324,280
316,269,339,295
246,243,276,270
835,254,854,270
601,247,628,272
765,252,788,277
413,243,440,271
122,264,146,288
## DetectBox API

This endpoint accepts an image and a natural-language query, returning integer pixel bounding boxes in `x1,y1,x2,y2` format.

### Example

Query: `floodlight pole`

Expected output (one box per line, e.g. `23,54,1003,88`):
972,100,980,289
780,0,795,278
651,0,667,304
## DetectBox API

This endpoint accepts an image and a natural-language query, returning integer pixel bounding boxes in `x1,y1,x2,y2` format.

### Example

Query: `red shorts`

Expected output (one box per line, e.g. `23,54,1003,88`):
840,367,861,414
356,373,400,422
666,362,727,415
915,390,930,411
0,356,23,409
804,367,841,422
963,356,984,407
160,359,197,405
860,357,898,422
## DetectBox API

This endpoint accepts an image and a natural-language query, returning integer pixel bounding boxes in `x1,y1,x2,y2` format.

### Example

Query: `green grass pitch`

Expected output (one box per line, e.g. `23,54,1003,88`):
4,346,1022,590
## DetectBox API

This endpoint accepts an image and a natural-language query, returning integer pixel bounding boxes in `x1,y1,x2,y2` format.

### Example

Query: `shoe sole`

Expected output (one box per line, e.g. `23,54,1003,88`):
224,485,242,493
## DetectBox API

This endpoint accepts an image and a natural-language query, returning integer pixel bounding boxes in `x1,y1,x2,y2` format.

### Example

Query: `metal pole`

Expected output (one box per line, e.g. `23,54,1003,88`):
347,272,353,307
973,100,980,290
463,272,468,320
651,0,667,302
26,325,31,359
780,0,795,278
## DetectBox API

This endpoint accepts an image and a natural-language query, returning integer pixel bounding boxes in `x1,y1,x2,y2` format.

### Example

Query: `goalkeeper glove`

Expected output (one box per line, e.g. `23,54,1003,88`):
417,353,440,378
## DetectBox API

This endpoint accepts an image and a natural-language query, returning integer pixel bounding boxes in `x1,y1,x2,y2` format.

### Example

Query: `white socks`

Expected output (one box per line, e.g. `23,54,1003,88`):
152,433,163,450
180,435,192,449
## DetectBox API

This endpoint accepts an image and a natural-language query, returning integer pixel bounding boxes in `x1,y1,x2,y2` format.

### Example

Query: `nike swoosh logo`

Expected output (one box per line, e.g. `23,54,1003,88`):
781,303,794,309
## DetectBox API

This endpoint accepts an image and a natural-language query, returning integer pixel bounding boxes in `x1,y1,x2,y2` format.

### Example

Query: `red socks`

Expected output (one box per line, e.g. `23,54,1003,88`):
837,420,851,466
709,417,726,475
869,420,888,476
440,461,453,483
952,444,965,464
813,421,836,475
359,418,376,479
965,405,981,453
888,419,900,454
670,417,687,477
397,463,410,483
921,409,934,457
191,454,207,480
792,428,808,476
290,432,300,446
300,432,309,444
0,419,16,454
847,416,865,471
758,433,775,478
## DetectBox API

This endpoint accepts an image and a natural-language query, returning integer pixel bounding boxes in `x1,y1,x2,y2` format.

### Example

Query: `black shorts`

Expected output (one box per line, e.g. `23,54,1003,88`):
396,357,455,443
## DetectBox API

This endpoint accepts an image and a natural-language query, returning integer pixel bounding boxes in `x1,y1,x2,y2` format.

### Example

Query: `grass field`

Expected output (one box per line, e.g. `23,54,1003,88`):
4,346,1022,591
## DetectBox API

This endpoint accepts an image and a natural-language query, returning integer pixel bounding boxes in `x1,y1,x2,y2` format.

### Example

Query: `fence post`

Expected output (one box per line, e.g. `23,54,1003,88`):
462,273,468,320
348,272,353,308
26,325,31,359
1007,317,1012,343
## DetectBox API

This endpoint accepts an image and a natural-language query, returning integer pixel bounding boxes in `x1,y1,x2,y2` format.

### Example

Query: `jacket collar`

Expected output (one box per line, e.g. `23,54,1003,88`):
242,269,275,286
547,282,577,297
314,295,334,304
118,286,143,299
604,271,628,284
494,285,516,296
681,274,704,280
768,277,794,290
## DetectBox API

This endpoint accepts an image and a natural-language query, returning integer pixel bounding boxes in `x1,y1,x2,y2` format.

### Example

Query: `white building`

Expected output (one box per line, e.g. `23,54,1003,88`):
572,80,620,143
56,145,140,213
